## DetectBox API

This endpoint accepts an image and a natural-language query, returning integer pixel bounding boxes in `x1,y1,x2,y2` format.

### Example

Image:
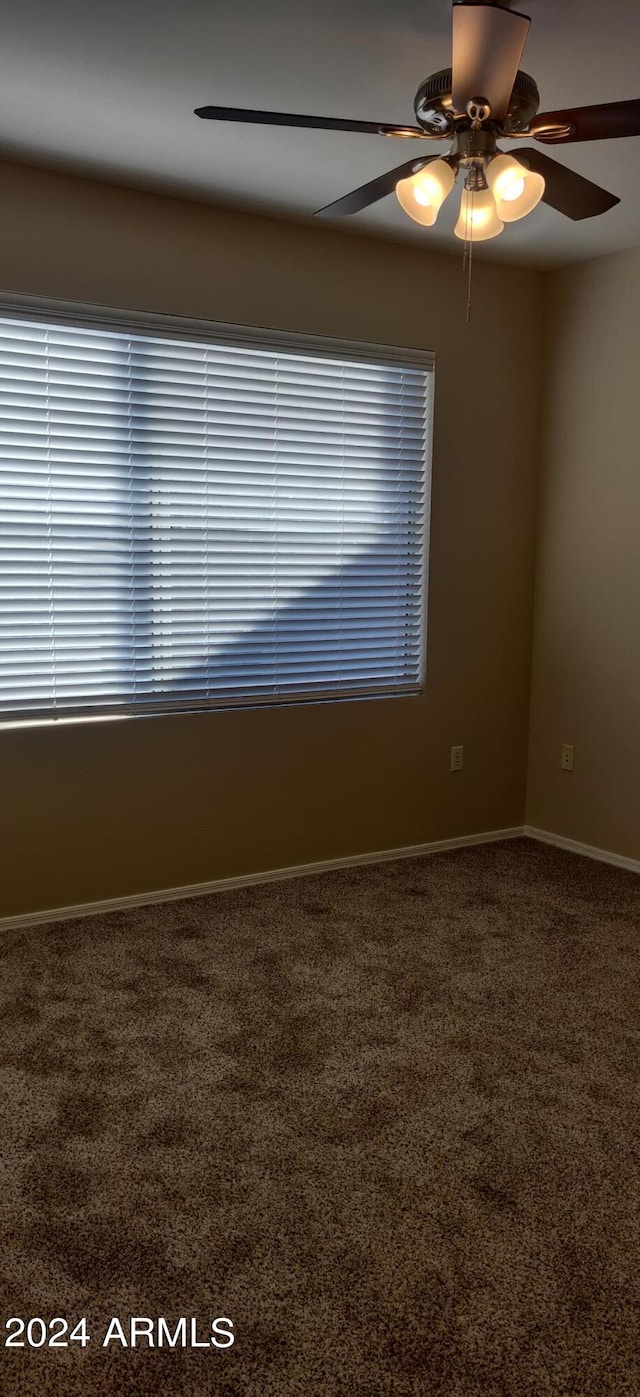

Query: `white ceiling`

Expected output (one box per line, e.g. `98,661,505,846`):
1,0,639,268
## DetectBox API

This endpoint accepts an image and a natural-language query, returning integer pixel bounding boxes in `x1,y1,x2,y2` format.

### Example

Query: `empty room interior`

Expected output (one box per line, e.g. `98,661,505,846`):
0,0,639,1393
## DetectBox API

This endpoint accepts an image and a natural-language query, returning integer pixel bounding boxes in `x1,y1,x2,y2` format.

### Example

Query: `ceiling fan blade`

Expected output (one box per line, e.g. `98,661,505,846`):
315,157,437,217
515,148,620,219
451,3,530,121
194,106,428,139
531,98,640,144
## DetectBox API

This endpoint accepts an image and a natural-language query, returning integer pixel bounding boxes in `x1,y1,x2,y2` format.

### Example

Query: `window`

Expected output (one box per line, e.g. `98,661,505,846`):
0,300,433,723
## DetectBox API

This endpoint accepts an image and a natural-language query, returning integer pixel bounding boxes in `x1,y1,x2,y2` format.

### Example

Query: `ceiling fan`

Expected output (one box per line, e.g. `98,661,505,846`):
194,0,640,243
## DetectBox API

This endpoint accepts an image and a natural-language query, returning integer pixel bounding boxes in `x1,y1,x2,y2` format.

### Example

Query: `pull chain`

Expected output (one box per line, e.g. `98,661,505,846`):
466,228,473,324
462,186,474,323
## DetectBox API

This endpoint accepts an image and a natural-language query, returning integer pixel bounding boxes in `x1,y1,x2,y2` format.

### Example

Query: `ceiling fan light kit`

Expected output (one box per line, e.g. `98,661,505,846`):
196,0,638,252
395,146,545,238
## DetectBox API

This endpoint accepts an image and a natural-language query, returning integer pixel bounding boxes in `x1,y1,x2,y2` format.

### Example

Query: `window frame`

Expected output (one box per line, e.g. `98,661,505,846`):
0,293,434,726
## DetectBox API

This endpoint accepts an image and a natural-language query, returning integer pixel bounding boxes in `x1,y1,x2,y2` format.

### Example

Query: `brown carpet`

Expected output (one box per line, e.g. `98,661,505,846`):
1,837,639,1396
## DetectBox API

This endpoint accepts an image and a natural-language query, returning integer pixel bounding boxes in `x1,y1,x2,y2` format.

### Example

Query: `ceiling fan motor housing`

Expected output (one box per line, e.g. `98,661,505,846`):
414,68,540,133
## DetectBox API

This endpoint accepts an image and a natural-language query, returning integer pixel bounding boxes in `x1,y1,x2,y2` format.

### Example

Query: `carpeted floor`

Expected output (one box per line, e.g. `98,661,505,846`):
1,837,639,1396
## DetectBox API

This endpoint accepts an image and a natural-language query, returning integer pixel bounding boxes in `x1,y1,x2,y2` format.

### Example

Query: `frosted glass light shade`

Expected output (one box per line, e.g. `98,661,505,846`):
454,187,504,242
396,160,455,226
486,153,545,222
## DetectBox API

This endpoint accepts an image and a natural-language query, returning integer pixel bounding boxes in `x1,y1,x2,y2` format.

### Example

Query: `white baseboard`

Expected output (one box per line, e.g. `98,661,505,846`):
525,826,640,876
0,825,525,932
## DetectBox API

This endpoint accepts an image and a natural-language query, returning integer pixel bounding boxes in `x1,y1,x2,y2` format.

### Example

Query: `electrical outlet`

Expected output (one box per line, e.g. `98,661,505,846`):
451,745,464,772
561,743,574,772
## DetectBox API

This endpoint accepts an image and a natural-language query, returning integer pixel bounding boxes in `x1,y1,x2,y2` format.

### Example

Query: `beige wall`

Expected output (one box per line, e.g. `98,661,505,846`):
0,162,542,917
527,247,640,859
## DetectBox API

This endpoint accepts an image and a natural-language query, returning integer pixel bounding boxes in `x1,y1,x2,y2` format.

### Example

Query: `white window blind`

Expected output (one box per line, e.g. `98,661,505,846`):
0,304,432,722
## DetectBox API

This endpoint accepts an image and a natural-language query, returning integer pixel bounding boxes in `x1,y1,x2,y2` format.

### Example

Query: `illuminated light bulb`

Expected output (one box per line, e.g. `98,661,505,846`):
502,175,526,202
486,153,545,222
454,187,504,242
396,159,455,227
